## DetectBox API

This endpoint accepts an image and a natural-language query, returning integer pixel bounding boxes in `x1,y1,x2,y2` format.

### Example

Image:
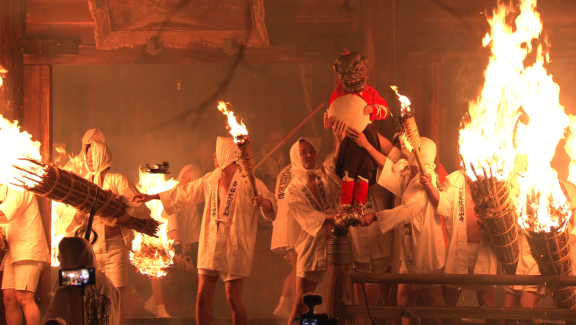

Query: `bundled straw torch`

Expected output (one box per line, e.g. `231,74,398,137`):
390,86,428,176
217,101,258,196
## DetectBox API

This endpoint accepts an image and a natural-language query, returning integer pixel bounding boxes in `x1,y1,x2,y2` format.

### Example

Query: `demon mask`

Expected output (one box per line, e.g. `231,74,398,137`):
333,49,367,93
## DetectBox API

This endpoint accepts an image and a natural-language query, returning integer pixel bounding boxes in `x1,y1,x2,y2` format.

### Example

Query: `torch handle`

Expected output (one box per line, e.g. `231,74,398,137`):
248,174,259,197
413,148,428,177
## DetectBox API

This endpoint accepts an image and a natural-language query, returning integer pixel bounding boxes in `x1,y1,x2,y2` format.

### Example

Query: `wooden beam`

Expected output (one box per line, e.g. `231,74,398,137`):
346,306,576,321
351,272,576,287
23,44,337,65
22,64,52,311
22,39,79,56
0,0,25,121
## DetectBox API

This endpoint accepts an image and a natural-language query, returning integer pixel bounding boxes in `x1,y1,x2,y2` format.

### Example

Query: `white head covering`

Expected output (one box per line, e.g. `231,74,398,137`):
81,128,106,158
177,164,195,182
407,137,436,171
84,140,114,186
207,137,238,186
289,137,322,188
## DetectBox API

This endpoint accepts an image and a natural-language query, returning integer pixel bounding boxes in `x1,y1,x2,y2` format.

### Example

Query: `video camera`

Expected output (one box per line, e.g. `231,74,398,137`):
300,294,337,325
59,268,95,286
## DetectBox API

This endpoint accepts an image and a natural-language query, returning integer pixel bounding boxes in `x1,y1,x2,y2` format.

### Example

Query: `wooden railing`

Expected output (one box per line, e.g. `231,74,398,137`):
346,273,576,322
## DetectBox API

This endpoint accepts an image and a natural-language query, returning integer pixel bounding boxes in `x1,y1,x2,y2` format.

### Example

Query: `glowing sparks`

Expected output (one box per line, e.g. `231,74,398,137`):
130,170,178,278
0,67,6,87
390,86,412,117
217,101,248,142
459,0,573,233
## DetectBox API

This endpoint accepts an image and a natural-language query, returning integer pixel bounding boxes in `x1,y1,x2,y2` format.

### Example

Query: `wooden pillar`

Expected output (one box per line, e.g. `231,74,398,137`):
362,0,409,140
22,64,52,311
299,64,319,136
0,0,25,121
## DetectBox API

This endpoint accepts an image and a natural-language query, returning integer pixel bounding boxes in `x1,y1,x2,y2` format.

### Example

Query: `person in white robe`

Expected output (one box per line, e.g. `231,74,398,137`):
133,136,276,325
62,128,106,176
326,122,395,323
43,237,120,325
0,184,50,325
361,137,454,325
56,140,151,321
270,163,302,318
437,170,500,325
284,138,340,325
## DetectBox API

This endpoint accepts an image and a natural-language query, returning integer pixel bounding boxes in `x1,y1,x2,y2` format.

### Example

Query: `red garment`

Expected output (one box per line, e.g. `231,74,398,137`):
325,85,389,128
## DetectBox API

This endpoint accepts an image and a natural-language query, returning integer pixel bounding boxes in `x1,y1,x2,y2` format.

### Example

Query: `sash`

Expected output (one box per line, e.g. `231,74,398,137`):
210,180,239,225
301,176,331,212
277,166,292,200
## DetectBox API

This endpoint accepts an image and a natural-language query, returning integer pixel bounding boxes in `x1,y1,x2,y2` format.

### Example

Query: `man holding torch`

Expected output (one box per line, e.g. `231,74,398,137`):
133,136,276,325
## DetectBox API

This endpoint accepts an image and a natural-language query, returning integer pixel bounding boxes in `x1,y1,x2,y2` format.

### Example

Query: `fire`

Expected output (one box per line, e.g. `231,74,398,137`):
390,85,412,117
217,101,248,143
459,0,573,233
0,67,6,87
0,115,44,189
130,170,178,278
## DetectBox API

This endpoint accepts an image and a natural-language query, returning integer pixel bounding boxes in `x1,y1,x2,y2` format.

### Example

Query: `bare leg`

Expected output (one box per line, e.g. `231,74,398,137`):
397,284,419,325
519,292,541,325
288,250,298,303
15,290,40,325
389,283,402,325
225,279,247,325
443,286,462,325
354,283,381,325
476,287,501,325
3,289,23,325
420,286,454,325
288,276,319,325
151,278,164,305
196,274,218,325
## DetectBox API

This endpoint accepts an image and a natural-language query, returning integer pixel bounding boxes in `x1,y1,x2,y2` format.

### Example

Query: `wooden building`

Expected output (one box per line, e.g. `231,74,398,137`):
2,0,576,321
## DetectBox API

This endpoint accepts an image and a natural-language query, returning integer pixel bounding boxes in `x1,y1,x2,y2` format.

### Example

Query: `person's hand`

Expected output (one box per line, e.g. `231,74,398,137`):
420,174,433,188
333,120,347,144
363,105,373,116
361,213,376,227
346,127,369,149
325,116,336,129
74,212,87,225
570,234,576,246
132,193,159,203
252,195,267,207
325,213,340,225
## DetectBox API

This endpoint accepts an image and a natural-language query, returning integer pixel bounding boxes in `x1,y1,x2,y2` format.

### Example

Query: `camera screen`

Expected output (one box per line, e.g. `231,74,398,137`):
59,268,95,286
301,319,318,325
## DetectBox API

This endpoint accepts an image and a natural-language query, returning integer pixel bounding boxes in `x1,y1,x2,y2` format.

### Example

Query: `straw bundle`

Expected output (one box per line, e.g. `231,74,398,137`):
526,227,576,316
14,159,160,237
401,115,427,176
131,244,197,283
164,255,198,285
466,165,519,274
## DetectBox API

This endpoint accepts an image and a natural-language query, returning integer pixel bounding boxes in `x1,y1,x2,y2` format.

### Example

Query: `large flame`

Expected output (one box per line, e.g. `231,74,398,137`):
130,170,178,278
217,101,248,142
459,0,572,233
0,115,44,188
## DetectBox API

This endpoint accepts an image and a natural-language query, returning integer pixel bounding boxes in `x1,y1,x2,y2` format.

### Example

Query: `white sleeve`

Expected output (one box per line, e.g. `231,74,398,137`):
374,202,424,234
377,158,405,198
286,186,327,238
159,173,208,216
256,177,277,221
115,174,152,220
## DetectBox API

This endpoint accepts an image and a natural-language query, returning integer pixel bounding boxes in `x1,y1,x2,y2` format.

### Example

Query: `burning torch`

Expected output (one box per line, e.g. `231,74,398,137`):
391,86,428,176
217,101,258,196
